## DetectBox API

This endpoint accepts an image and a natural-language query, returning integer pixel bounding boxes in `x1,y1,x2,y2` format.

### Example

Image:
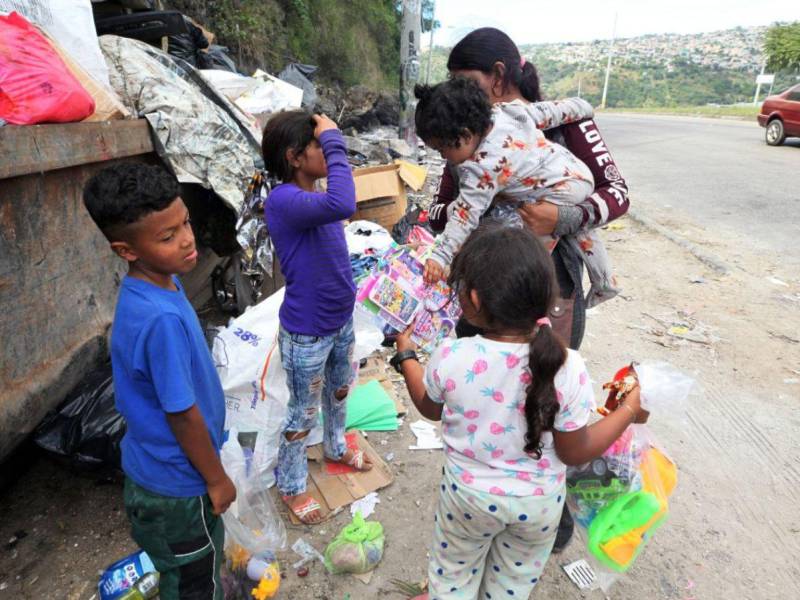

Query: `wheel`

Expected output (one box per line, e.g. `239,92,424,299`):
766,119,786,146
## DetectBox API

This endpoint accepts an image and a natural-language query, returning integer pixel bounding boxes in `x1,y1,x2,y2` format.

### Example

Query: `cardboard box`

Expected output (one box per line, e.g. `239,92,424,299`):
352,164,408,230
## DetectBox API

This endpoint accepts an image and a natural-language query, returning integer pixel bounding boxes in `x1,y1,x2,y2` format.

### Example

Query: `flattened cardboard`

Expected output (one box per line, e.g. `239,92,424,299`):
287,431,393,525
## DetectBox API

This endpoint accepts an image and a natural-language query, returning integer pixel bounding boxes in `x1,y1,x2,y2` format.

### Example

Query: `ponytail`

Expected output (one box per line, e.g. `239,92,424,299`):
518,61,543,103
523,319,566,457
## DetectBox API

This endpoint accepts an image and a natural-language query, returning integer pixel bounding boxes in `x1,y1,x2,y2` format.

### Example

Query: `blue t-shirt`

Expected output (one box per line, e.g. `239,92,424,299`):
110,276,225,497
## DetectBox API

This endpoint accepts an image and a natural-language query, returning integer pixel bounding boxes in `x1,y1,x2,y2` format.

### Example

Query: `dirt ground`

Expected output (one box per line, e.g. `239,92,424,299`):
1,211,799,599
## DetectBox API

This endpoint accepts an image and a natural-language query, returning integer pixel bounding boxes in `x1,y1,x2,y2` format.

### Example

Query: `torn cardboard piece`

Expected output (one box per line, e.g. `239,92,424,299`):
395,160,428,191
288,431,394,525
351,164,408,230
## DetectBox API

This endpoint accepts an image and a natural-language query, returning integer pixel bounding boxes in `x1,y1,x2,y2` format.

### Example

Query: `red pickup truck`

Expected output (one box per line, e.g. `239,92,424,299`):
758,84,800,146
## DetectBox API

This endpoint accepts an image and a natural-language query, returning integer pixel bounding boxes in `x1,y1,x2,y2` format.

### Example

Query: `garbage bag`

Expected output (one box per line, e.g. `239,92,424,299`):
199,45,238,73
220,430,287,554
0,0,110,86
278,63,317,107
0,12,94,125
167,16,209,68
323,512,384,574
33,364,124,469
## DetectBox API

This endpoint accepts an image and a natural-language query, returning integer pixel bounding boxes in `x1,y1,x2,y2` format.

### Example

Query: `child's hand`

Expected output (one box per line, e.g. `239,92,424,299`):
424,258,445,285
207,474,237,515
395,321,418,353
621,385,649,424
312,114,338,138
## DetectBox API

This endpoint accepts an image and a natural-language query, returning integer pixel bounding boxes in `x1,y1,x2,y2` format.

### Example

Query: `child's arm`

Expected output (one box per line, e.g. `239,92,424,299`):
553,386,647,466
527,98,594,130
394,326,443,421
425,158,499,283
143,314,236,515
167,407,236,515
274,118,356,229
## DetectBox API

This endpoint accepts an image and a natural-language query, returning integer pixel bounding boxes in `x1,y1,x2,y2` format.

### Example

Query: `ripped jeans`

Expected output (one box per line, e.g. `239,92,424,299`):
276,319,355,496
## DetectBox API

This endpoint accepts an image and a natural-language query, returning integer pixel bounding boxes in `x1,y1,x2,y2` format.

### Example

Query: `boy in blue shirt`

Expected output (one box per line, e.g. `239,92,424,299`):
83,163,235,599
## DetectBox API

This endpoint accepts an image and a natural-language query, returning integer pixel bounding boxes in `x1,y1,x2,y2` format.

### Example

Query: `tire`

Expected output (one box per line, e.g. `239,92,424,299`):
766,119,786,146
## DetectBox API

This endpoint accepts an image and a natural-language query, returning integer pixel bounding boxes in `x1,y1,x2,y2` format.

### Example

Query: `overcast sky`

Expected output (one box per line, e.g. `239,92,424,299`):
430,0,799,46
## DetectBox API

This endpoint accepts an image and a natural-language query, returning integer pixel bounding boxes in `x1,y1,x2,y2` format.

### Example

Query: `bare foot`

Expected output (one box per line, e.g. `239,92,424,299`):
282,493,323,524
326,448,373,472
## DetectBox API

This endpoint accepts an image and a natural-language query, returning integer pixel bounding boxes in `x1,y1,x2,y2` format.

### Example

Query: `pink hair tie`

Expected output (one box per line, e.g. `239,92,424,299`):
520,56,527,68
536,317,551,328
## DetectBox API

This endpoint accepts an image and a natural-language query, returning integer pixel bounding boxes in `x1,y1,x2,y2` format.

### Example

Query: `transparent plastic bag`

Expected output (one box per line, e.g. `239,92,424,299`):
636,361,695,412
568,424,677,574
323,512,384,574
220,430,286,555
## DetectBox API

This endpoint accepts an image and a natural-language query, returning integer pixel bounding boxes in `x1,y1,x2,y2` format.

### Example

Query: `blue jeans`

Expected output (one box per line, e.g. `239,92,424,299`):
276,318,355,496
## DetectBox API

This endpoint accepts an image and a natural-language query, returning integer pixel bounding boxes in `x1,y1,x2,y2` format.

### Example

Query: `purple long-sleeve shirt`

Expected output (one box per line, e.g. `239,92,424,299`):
265,129,357,336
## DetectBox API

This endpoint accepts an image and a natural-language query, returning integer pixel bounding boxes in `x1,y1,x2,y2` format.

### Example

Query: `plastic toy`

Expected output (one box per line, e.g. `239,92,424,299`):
566,457,627,502
249,562,280,600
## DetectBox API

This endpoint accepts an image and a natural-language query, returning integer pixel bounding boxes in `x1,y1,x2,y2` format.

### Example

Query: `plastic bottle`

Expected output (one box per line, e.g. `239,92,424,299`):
117,572,160,600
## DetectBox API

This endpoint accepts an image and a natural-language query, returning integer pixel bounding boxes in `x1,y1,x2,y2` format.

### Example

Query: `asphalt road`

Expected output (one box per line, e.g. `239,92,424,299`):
593,113,800,268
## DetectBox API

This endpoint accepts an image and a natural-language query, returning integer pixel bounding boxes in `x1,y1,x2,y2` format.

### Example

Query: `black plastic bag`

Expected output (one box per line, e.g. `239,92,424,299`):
199,45,238,73
33,364,125,470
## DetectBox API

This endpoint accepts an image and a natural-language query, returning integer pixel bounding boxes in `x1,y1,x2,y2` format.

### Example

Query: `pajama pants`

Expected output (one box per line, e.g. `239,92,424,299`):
276,318,355,496
428,467,565,599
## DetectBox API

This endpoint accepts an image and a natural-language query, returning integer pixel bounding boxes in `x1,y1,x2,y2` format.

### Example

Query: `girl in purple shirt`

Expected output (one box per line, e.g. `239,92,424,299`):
262,112,372,523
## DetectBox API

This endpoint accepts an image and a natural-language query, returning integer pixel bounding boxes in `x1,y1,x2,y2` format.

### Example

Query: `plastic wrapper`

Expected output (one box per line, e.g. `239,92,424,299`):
323,512,385,574
567,362,692,579
0,12,94,125
220,430,287,555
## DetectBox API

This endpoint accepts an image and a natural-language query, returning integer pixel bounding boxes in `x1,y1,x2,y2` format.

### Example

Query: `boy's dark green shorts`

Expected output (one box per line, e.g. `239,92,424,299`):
124,478,224,600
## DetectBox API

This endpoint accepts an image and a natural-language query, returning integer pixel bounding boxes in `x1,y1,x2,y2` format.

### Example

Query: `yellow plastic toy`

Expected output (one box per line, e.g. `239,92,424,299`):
250,561,280,600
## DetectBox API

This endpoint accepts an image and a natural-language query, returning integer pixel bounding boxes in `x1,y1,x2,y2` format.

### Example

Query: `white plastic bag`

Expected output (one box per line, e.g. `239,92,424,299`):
0,0,110,86
220,430,286,554
636,361,695,412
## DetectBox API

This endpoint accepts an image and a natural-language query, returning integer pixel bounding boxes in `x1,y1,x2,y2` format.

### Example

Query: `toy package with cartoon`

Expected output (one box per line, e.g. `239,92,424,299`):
567,362,693,580
356,240,461,352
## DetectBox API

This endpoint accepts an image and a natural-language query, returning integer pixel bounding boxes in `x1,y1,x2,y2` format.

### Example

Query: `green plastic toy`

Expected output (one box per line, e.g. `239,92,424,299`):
587,491,666,572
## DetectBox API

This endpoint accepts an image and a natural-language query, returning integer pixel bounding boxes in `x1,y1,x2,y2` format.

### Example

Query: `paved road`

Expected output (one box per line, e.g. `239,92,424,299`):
594,113,800,268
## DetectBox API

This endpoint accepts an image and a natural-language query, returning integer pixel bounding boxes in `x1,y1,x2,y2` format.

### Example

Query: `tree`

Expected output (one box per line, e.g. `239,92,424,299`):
764,21,800,72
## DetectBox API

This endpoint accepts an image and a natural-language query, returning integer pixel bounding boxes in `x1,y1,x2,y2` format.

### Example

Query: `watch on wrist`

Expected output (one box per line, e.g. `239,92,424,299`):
390,350,418,373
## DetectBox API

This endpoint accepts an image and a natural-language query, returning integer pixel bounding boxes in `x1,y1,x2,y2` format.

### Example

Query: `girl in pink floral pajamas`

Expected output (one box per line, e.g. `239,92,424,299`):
393,226,648,599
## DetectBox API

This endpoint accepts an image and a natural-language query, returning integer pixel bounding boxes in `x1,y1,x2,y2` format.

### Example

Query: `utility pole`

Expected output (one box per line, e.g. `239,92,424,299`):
425,0,436,84
600,13,617,110
399,0,422,152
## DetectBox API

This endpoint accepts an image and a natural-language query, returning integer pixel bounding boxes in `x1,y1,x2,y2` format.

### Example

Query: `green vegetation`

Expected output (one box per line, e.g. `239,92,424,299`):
421,46,798,109
172,0,402,88
764,22,800,72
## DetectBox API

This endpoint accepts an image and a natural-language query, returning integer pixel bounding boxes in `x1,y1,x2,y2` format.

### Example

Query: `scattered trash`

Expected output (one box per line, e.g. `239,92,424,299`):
606,222,627,231
689,276,707,284
766,276,789,287
562,559,599,590
324,512,385,575
390,578,428,597
296,566,309,578
98,551,159,600
278,63,318,107
384,452,395,462
350,492,380,519
291,538,325,570
409,420,444,450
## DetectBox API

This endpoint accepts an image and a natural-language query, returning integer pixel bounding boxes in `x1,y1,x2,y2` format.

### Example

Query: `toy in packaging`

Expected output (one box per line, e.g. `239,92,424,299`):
356,242,461,351
98,550,158,600
567,362,692,574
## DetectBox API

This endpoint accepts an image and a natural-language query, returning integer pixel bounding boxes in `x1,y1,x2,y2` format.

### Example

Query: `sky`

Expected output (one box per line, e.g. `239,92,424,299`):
429,0,799,46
